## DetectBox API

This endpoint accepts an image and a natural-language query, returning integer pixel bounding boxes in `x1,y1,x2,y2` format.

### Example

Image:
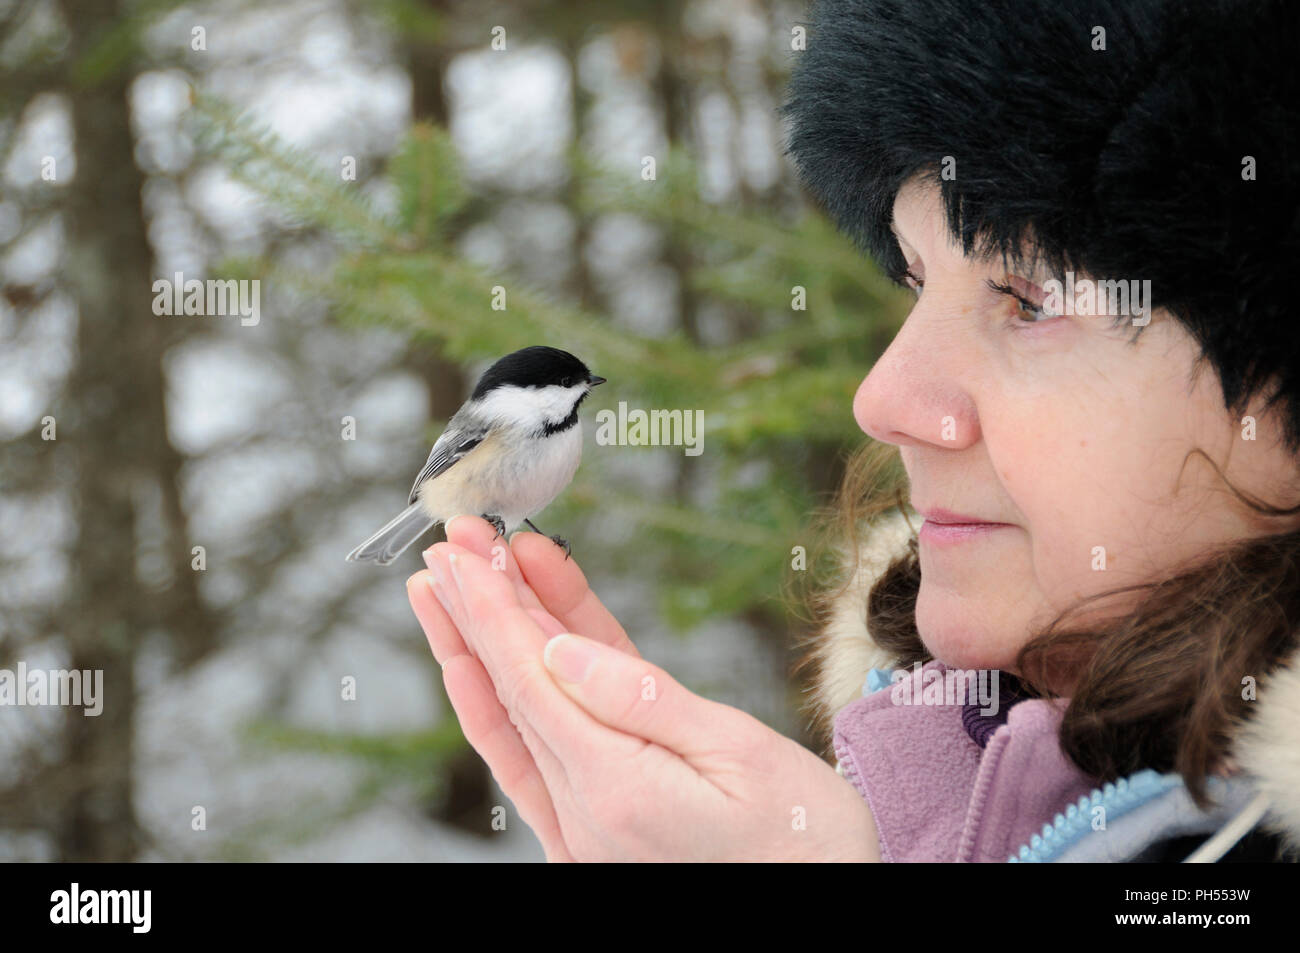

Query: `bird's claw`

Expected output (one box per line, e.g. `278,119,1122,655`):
550,535,571,560
483,514,506,539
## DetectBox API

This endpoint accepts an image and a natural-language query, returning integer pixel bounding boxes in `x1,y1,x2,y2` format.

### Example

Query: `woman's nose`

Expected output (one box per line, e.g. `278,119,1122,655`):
853,304,980,450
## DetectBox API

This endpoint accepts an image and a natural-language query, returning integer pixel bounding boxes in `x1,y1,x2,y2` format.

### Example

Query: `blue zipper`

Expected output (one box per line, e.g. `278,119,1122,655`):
1007,769,1183,862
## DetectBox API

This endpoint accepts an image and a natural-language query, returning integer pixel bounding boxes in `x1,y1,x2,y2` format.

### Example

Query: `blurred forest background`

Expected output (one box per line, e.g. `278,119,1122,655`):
0,0,904,861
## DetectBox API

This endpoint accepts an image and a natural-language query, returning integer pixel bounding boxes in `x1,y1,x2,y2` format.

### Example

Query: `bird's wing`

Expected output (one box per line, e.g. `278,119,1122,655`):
407,421,489,504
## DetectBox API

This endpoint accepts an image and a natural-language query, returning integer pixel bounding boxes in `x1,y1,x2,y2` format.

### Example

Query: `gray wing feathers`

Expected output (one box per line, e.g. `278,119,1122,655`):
345,502,436,566
348,419,483,566
407,423,486,504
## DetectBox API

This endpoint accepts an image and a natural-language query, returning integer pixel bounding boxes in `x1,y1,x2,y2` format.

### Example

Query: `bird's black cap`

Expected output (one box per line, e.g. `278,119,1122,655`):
471,346,603,399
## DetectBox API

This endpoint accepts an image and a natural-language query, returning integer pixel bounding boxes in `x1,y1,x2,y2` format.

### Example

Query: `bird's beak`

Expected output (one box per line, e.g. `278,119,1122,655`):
588,375,607,387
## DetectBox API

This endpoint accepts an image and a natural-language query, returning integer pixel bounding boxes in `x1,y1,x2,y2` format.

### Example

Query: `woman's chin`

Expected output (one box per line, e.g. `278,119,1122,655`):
915,588,1026,673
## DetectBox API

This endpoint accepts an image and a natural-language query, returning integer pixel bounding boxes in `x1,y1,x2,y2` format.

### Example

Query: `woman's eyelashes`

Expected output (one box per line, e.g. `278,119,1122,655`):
985,277,1058,325
888,264,925,298
888,266,1072,330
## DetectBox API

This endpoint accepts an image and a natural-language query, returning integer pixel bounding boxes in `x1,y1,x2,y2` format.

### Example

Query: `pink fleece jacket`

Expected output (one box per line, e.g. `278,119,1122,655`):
831,659,1098,862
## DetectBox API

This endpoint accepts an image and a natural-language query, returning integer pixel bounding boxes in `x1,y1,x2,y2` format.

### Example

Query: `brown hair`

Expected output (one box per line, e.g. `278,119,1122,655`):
792,440,1300,810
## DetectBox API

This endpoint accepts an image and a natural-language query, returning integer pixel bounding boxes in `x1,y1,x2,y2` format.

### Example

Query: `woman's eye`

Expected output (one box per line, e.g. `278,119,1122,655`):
1011,296,1048,322
895,268,923,297
986,279,1056,324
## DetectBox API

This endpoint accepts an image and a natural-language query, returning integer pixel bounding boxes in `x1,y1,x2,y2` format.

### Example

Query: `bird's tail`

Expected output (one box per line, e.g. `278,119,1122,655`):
346,503,438,566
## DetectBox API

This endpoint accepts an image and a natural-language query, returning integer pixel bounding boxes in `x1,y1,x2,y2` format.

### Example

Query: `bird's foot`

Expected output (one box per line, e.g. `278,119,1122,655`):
482,514,506,539
523,518,571,560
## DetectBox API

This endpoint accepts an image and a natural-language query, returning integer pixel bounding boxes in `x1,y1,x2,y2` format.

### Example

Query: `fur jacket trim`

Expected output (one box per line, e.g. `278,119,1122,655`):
808,508,1300,858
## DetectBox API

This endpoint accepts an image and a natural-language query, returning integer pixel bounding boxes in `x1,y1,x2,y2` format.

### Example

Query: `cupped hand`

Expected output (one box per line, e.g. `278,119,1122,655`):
407,515,879,862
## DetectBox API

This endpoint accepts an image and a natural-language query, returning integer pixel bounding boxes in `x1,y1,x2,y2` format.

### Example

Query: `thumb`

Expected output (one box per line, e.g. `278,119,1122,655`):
542,633,751,760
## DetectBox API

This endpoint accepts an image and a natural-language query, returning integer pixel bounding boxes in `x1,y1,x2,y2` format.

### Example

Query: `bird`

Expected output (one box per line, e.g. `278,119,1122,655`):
346,346,605,566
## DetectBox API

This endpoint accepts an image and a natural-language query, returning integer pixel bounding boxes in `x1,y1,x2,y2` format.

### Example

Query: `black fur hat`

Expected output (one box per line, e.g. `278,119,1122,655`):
782,0,1300,449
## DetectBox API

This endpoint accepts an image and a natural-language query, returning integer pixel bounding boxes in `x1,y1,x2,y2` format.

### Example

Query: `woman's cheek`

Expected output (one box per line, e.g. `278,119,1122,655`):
987,432,1090,610
1030,497,1143,622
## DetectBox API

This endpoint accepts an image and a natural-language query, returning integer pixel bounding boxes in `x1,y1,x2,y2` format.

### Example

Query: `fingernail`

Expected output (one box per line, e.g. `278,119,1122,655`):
447,551,463,588
426,573,448,607
425,549,446,585
445,514,464,536
543,634,595,684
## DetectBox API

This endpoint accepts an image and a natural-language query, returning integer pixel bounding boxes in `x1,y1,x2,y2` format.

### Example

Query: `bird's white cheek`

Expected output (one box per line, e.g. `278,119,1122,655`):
475,384,587,430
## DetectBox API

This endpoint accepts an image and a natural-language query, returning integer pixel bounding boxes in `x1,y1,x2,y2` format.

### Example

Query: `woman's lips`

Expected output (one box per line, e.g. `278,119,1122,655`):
917,509,1014,546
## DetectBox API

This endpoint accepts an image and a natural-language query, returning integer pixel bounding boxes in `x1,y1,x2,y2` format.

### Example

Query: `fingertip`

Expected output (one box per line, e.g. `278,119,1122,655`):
513,531,583,577
541,632,566,668
508,531,546,561
447,515,512,559
508,529,544,552
406,570,441,611
543,632,595,684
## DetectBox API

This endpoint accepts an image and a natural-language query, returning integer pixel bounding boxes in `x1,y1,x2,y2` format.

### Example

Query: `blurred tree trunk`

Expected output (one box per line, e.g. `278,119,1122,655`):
403,3,468,416
56,0,205,860
403,7,489,833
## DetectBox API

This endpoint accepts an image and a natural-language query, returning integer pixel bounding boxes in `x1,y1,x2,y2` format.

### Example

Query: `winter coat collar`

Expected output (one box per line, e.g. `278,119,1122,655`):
808,508,1300,858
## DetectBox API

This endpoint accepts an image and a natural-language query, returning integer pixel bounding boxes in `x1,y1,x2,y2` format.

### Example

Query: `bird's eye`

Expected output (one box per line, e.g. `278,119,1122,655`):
560,377,572,387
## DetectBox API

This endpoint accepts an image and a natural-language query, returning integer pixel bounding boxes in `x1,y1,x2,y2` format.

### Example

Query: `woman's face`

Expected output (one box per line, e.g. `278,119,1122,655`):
854,177,1300,673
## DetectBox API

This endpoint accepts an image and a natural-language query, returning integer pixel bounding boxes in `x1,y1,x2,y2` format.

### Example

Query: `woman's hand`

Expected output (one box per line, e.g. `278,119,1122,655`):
407,516,880,862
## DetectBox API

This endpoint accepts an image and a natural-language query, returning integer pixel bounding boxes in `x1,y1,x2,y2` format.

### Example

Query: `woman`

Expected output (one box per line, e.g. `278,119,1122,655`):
409,0,1299,861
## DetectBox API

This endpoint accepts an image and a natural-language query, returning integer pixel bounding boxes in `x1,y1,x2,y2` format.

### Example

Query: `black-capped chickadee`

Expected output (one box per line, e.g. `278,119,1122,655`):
346,345,605,566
